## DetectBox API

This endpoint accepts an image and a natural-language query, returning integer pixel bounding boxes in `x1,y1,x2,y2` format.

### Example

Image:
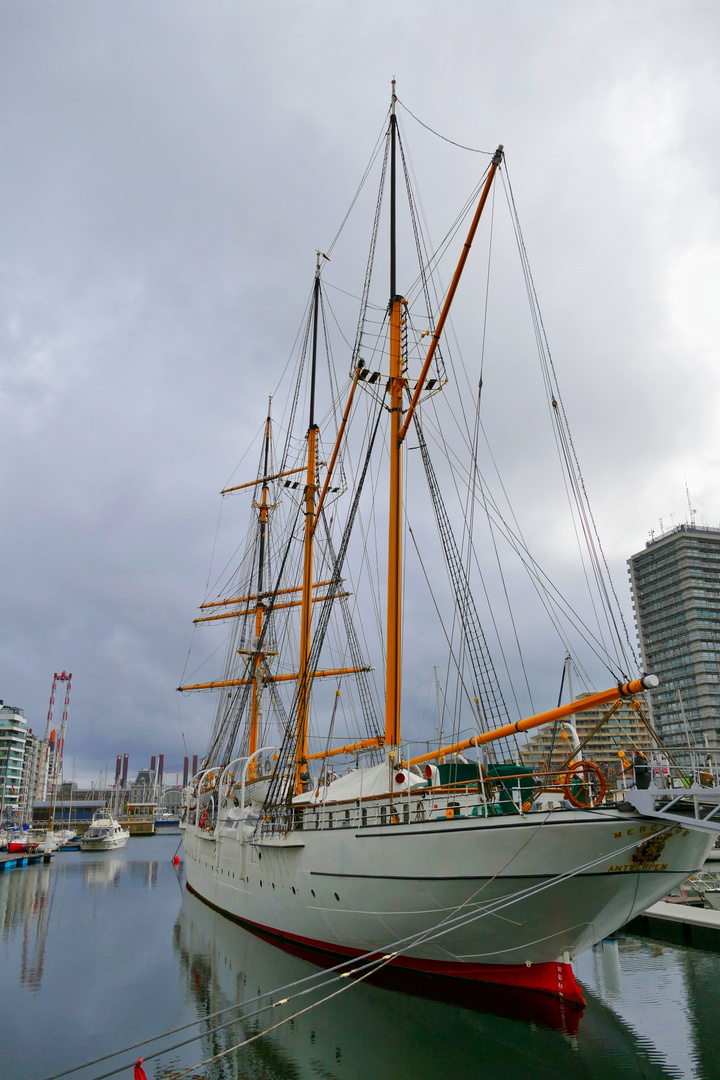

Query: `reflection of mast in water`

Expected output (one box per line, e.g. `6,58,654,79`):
173,906,296,1080
128,861,159,890
19,867,56,993
679,948,720,1079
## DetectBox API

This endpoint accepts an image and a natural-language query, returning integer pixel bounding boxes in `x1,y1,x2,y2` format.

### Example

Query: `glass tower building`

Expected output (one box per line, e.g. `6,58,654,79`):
0,703,28,815
628,524,720,752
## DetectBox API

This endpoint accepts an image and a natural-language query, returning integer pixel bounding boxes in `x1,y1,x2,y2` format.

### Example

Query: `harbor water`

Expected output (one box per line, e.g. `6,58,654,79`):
1,835,719,1079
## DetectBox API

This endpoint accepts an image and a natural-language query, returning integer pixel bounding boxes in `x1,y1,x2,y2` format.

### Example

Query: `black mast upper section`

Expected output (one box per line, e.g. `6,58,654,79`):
309,266,320,431
256,407,271,597
389,81,398,302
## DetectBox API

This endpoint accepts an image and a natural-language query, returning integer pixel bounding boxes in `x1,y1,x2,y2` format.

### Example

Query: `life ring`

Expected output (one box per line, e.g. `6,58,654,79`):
564,761,606,808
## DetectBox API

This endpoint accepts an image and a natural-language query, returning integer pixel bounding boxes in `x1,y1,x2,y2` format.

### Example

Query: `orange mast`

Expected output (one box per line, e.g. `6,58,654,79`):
248,404,273,776
295,255,322,791
385,82,404,750
385,79,503,751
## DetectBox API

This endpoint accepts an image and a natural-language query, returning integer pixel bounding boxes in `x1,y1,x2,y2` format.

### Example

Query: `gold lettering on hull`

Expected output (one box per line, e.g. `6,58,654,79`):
608,863,669,873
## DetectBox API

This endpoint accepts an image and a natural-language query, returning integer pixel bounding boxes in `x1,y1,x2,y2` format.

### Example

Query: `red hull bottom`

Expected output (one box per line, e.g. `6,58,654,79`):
185,882,585,1006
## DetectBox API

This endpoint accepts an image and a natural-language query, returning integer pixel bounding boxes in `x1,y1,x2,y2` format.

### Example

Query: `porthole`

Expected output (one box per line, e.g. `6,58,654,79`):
334,892,340,902
311,889,316,898
260,880,263,887
292,886,296,894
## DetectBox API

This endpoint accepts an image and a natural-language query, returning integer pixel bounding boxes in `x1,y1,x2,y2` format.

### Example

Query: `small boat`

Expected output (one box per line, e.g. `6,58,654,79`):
79,810,130,851
154,810,181,834
7,839,31,854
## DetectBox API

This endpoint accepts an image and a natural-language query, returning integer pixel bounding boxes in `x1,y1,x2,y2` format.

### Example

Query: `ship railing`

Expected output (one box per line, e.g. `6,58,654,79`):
286,769,552,830
608,745,720,831
607,746,720,795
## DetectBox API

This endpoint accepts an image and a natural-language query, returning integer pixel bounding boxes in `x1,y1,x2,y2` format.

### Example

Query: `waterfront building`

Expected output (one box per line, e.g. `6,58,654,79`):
161,786,183,811
519,693,654,778
628,523,720,752
129,768,157,803
0,702,28,815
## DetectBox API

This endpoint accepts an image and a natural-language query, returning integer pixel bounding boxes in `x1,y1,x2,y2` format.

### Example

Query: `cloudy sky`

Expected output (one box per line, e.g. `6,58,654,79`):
0,1,718,784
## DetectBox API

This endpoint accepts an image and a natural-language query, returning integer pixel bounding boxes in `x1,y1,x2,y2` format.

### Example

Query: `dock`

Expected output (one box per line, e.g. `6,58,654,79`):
626,900,720,950
0,851,54,872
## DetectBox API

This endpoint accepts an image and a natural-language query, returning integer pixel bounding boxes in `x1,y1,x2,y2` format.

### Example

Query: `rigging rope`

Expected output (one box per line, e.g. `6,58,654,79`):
412,408,514,746
500,161,638,675
47,822,675,1080
395,97,494,156
262,398,385,817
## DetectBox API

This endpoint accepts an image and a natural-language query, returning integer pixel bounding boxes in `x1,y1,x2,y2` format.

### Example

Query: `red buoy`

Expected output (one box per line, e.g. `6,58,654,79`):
134,1058,148,1080
172,855,180,866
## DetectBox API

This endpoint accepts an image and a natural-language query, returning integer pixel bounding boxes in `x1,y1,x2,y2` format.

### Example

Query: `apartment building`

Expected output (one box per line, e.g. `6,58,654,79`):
628,523,720,751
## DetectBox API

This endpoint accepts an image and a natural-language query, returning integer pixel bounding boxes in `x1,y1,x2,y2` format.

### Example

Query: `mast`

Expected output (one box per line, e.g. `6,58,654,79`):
295,255,321,790
384,94,503,750
248,403,272,776
385,79,403,750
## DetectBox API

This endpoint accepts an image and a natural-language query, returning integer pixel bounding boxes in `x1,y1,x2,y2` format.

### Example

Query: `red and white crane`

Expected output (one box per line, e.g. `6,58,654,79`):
44,671,72,810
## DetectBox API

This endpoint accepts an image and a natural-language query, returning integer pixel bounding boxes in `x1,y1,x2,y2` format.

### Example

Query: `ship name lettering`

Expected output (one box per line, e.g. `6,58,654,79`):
608,862,668,873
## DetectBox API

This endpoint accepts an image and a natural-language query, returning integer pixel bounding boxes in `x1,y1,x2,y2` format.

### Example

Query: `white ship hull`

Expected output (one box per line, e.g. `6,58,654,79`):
181,805,712,1001
79,834,129,851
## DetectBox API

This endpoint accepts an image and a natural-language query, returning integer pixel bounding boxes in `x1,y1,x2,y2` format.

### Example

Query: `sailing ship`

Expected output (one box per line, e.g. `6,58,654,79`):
178,86,720,1004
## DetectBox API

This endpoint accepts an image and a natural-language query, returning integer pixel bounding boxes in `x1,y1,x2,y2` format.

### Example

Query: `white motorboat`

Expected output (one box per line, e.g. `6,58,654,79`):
79,810,129,851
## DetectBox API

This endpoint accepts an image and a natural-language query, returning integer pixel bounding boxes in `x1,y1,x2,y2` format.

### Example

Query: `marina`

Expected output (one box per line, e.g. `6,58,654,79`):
628,899,720,950
0,850,53,872
0,837,719,1079
0,6,718,1080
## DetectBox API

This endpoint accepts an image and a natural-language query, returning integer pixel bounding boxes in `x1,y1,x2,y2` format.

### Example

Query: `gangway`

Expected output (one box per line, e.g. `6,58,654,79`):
622,745,720,833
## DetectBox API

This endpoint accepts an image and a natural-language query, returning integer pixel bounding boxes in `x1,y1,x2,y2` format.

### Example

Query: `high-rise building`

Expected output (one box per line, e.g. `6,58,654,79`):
0,702,28,815
628,523,720,752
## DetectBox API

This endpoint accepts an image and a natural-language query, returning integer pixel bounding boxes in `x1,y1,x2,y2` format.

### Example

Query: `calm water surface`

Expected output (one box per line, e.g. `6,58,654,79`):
1,836,718,1079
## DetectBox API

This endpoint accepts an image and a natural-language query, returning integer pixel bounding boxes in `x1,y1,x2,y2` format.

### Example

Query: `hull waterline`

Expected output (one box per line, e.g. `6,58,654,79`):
181,805,713,1002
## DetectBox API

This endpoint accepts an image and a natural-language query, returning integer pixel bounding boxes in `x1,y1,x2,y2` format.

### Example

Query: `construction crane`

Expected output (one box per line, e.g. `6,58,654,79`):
44,672,72,829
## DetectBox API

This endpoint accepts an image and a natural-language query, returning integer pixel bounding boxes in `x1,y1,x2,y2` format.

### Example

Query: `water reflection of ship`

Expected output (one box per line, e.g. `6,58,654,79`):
173,890,677,1080
82,857,125,889
0,865,55,992
80,858,159,890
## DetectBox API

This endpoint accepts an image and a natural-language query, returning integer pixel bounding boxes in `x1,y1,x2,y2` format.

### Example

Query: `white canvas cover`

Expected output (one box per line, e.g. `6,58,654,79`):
292,761,427,805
